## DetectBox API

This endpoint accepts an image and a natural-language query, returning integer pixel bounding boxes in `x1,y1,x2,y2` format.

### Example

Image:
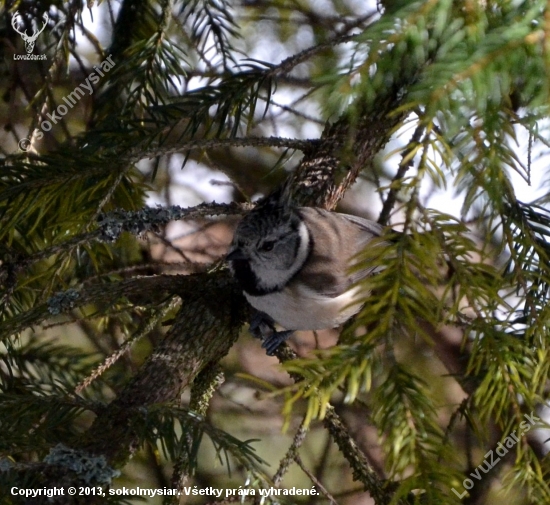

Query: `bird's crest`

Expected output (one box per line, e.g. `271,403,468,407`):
255,178,294,214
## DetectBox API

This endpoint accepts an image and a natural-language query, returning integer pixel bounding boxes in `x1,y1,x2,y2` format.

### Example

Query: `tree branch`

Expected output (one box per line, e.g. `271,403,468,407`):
135,136,320,161
80,271,247,466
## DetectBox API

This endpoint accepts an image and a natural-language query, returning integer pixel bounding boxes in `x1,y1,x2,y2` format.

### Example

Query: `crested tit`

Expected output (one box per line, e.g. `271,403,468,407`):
227,185,383,355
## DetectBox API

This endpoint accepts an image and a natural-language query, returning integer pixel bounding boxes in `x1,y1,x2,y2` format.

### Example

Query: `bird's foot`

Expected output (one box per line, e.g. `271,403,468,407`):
261,330,294,356
249,311,293,356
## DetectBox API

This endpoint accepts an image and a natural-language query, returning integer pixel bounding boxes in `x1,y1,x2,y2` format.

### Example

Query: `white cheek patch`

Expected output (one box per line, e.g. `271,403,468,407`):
294,221,310,269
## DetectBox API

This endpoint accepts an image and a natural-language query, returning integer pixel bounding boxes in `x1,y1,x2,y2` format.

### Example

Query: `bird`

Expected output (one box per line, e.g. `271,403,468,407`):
226,184,384,355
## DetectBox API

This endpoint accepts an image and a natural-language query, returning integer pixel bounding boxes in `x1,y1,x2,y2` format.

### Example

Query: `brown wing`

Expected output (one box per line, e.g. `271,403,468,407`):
337,212,386,285
293,208,382,297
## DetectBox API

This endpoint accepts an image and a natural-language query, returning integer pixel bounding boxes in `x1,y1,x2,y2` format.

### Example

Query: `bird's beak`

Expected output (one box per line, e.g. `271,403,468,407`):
226,248,247,261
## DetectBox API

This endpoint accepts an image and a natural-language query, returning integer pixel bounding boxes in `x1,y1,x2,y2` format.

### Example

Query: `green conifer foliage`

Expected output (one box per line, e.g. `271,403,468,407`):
2,1,550,503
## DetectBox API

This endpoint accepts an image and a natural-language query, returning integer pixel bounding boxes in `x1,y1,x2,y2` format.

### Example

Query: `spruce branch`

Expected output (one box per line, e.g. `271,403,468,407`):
79,271,247,465
6,2,550,502
271,344,405,505
0,201,250,286
0,274,182,342
74,297,181,394
135,136,320,161
180,0,239,69
272,419,308,486
169,363,226,500
288,74,408,209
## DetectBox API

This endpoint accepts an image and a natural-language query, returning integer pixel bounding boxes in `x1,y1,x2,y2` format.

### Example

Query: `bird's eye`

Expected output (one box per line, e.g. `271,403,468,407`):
260,240,275,252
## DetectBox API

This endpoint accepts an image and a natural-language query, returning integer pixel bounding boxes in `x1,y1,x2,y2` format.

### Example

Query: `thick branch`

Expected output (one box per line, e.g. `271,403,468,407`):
80,271,247,465
291,94,406,210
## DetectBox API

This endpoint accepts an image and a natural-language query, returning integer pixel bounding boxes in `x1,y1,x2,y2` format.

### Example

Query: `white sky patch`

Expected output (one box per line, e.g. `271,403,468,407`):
70,4,113,67
530,404,550,456
170,157,233,205
508,122,550,204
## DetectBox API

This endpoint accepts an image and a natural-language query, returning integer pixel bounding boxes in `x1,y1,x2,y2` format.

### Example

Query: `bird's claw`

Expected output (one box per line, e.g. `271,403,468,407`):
261,330,294,356
249,311,293,355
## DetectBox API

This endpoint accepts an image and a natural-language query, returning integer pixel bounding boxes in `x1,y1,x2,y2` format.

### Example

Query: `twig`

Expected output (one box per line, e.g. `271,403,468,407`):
294,454,339,505
378,122,425,225
74,297,180,394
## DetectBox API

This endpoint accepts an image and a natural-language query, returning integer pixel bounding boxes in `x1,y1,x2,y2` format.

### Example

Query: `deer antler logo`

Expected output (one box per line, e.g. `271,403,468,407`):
11,11,49,54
